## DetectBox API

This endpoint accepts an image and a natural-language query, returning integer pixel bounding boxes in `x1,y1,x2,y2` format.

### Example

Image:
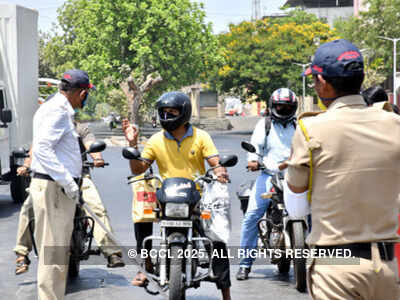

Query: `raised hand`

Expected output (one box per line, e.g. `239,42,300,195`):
122,118,139,146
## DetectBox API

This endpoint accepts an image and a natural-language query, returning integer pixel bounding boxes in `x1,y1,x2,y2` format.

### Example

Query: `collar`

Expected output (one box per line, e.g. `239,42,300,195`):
58,92,76,117
327,95,366,111
164,124,193,142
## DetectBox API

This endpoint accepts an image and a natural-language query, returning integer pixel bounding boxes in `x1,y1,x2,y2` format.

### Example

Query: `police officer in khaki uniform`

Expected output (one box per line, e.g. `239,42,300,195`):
14,121,124,275
283,39,400,299
30,69,95,300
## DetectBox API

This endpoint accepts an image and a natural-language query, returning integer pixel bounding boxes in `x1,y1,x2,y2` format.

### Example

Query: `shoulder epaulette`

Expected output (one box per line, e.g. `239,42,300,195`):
372,101,393,112
297,111,325,121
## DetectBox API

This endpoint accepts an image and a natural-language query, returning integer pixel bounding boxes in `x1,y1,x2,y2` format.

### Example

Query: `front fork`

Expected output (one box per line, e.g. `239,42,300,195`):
144,226,215,288
185,228,193,286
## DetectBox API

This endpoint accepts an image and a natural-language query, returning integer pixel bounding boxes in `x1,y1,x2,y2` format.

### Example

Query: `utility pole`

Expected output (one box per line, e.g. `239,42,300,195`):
252,0,261,21
293,62,311,101
379,36,400,104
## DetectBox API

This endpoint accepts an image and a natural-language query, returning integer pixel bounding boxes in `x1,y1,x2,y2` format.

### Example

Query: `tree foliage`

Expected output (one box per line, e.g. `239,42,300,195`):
211,10,338,102
334,0,400,89
41,0,221,122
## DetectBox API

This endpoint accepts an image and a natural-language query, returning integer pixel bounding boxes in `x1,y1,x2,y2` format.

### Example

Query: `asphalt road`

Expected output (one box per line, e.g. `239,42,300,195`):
0,132,311,300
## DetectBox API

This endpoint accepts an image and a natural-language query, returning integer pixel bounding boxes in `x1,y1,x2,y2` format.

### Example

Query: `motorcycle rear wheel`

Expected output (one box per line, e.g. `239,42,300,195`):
292,222,307,293
169,245,185,300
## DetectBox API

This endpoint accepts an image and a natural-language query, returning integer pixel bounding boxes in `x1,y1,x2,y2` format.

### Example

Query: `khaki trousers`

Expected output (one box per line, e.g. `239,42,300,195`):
81,176,121,257
308,244,400,300
14,194,34,256
31,178,76,300
14,177,121,260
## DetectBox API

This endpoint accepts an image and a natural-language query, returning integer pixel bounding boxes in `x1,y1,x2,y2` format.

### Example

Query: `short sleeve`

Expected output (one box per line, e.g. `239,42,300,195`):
200,131,219,159
286,127,310,187
141,136,156,162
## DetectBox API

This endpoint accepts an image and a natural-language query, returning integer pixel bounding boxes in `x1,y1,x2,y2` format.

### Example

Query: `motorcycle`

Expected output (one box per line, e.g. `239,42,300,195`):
241,141,308,293
29,141,109,278
122,147,238,300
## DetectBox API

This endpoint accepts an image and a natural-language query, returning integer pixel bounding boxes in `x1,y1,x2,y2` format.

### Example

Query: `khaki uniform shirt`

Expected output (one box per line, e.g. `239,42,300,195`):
287,95,400,246
372,101,393,112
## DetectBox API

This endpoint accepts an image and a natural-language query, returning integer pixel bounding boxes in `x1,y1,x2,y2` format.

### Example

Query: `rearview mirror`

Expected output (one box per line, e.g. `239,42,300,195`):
87,141,106,153
241,141,256,153
1,109,12,123
122,147,141,160
219,155,238,167
13,148,29,158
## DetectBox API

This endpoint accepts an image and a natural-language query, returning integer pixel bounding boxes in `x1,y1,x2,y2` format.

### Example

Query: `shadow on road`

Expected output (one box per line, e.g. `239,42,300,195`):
66,268,130,295
250,268,293,287
0,198,20,219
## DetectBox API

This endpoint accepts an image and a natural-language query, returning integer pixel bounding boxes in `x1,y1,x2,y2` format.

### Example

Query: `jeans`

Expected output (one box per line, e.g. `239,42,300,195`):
239,172,272,268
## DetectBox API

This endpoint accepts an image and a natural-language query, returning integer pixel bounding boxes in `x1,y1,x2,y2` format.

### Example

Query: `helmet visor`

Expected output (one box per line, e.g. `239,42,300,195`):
274,104,296,116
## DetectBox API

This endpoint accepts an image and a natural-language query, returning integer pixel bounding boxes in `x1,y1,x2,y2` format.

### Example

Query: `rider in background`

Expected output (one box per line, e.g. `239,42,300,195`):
236,88,297,280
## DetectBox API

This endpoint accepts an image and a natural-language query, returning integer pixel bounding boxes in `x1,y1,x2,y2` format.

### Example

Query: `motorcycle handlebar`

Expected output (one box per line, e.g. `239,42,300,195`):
127,174,162,185
83,162,110,168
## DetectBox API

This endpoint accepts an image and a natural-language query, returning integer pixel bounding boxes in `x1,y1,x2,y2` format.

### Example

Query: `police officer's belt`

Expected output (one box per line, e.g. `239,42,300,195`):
33,172,80,184
316,242,394,261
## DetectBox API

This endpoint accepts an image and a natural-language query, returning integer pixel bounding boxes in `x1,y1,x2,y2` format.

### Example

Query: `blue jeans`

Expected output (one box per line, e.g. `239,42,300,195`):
239,172,272,268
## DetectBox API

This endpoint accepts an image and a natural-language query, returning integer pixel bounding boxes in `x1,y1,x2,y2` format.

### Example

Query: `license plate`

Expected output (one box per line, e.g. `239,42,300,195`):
160,220,192,228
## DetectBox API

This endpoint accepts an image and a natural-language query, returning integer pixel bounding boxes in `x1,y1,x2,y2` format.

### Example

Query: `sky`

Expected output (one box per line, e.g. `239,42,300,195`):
1,0,287,34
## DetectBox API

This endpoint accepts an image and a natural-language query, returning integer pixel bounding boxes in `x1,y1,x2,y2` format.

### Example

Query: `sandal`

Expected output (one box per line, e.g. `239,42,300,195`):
131,271,148,287
15,255,30,275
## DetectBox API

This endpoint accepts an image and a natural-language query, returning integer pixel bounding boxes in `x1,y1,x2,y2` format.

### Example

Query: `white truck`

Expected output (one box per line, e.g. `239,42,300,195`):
0,4,38,203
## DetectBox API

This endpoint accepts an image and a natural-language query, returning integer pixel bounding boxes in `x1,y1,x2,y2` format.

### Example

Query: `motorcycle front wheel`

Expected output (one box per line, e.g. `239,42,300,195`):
291,222,307,292
277,256,290,274
169,245,185,300
68,255,80,278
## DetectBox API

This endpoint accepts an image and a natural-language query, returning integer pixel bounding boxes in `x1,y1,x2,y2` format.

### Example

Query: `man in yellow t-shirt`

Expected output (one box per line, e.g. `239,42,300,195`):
123,91,231,300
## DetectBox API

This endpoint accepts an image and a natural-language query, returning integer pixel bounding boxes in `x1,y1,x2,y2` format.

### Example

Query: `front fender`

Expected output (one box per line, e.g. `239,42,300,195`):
167,232,186,245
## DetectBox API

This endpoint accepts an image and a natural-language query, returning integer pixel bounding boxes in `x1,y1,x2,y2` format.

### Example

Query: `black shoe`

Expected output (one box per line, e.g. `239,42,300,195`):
236,266,250,280
107,254,125,268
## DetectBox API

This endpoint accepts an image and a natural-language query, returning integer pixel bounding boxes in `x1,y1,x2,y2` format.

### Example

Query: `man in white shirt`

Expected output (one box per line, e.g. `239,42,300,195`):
30,69,95,300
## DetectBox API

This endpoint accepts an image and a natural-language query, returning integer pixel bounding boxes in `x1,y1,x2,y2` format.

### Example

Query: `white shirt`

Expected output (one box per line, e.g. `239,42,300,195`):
248,118,295,173
31,92,82,187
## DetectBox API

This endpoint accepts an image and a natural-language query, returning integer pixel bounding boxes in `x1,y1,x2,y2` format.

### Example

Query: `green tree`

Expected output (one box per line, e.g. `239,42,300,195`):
211,10,338,102
334,0,400,89
44,0,220,123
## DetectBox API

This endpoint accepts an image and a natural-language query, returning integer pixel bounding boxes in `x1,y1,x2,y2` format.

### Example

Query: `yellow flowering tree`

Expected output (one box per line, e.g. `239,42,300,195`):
211,10,338,101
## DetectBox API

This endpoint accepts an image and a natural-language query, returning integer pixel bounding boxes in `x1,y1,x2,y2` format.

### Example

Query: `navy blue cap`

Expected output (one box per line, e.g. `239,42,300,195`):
61,69,96,90
303,39,364,77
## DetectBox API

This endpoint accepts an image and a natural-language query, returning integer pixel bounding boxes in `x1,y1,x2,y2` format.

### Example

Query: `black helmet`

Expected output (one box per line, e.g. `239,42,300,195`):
361,86,388,106
269,88,298,125
156,91,192,132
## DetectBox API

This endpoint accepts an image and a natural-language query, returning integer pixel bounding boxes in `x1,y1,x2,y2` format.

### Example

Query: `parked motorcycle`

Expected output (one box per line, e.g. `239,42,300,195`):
122,147,238,300
241,141,308,293
29,141,109,278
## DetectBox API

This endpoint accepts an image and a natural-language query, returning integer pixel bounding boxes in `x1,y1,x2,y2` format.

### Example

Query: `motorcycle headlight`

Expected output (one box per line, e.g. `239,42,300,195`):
165,203,189,218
